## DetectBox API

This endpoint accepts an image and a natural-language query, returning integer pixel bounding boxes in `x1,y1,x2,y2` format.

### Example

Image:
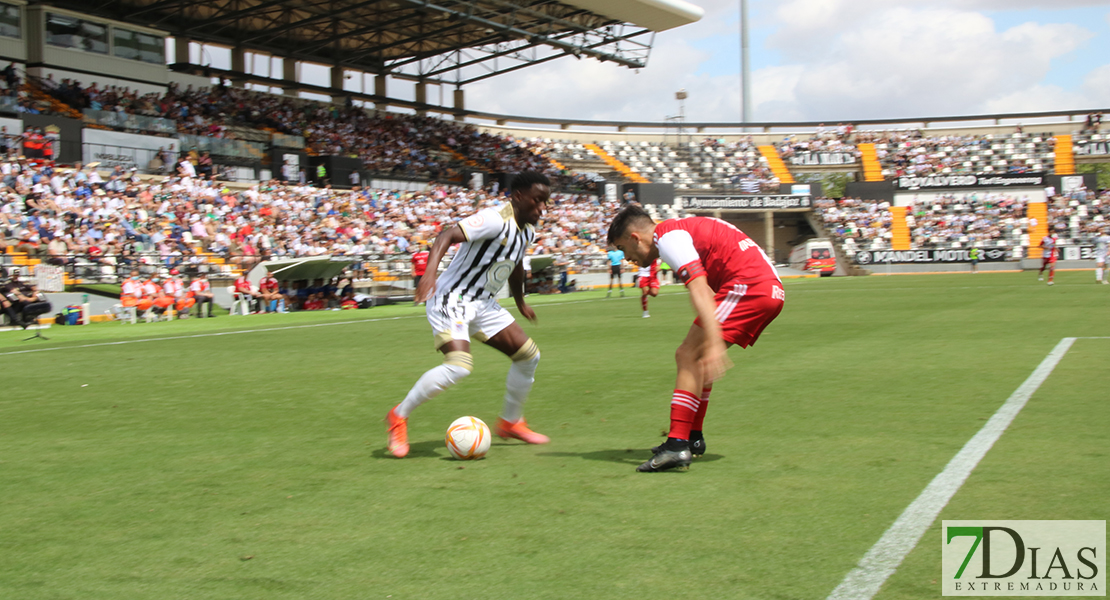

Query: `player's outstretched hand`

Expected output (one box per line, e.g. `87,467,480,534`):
518,303,538,324
700,342,733,383
414,277,436,304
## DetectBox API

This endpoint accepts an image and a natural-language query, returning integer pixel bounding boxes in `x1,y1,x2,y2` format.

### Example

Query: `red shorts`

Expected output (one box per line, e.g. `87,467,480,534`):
694,279,784,348
1042,255,1056,265
639,276,659,289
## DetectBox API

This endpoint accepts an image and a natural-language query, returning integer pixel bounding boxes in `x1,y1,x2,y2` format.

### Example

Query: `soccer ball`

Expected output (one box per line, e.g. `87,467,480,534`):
445,416,491,460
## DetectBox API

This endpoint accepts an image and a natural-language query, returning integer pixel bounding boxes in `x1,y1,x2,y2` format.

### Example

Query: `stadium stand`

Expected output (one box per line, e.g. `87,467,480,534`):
815,187,1109,260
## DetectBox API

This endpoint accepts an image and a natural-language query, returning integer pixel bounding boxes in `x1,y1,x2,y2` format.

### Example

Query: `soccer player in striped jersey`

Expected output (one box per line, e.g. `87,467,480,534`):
1094,229,1109,285
385,172,552,458
609,205,785,472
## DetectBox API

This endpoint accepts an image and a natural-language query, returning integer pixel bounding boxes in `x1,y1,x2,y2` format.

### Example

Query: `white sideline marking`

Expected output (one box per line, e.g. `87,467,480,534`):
826,337,1078,600
0,315,422,357
0,294,631,357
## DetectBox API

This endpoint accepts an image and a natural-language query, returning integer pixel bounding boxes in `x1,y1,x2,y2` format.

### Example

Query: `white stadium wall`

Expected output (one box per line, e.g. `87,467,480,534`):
0,116,21,135
168,71,217,91
82,128,173,172
893,188,1047,206
29,66,167,96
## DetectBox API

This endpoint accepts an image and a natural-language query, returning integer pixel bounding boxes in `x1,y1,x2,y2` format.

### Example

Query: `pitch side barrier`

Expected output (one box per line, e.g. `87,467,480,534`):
853,247,1100,274
680,194,813,210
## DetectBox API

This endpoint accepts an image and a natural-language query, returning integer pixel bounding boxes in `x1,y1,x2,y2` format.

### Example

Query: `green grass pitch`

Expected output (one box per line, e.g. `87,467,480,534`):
1,272,1107,599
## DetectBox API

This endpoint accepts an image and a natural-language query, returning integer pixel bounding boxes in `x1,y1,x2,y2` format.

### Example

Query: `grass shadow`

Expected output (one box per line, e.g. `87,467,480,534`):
370,439,447,459
537,449,724,464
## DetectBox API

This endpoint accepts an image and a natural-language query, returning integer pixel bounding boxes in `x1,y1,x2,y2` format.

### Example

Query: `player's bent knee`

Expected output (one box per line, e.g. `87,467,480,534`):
444,351,474,372
675,342,700,365
510,338,540,363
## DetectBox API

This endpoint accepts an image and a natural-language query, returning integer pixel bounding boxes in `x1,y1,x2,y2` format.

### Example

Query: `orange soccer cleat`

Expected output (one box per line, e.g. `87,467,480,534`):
495,417,550,445
386,407,409,458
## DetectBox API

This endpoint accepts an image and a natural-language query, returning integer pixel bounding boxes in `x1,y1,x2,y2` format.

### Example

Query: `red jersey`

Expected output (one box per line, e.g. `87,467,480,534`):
654,217,779,291
259,276,279,292
1040,235,1058,260
411,251,429,276
234,276,253,294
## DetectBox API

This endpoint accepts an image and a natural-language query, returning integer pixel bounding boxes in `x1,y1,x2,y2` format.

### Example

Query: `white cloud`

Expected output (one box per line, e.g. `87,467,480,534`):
757,5,1093,120
1080,64,1110,104
465,33,743,122
461,2,1103,125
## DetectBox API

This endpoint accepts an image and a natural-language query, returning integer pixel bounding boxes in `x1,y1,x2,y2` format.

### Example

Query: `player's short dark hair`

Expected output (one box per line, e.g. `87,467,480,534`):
607,205,654,246
510,171,550,194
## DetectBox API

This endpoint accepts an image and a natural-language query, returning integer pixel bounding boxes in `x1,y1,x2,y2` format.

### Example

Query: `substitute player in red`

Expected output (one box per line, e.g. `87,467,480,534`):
608,205,785,472
234,273,259,313
258,272,281,313
638,258,660,318
1038,231,1059,286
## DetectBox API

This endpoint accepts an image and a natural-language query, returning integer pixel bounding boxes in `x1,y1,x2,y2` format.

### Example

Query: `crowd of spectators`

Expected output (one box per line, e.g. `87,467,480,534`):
775,134,860,162
34,76,590,190
815,197,894,246
816,186,1110,253
695,137,782,191
0,155,619,291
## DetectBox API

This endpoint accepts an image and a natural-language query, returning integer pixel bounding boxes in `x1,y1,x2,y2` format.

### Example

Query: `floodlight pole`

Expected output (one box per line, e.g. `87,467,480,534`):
676,89,687,146
740,0,752,126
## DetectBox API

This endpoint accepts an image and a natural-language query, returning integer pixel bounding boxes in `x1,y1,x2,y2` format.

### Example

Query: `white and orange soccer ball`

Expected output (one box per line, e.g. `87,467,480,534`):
445,416,491,460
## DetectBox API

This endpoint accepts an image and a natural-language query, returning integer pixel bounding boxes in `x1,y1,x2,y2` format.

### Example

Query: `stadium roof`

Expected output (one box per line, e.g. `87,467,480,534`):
60,0,703,85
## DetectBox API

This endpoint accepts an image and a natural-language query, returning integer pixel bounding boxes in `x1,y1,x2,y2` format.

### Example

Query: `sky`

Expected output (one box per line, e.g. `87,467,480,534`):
458,0,1110,124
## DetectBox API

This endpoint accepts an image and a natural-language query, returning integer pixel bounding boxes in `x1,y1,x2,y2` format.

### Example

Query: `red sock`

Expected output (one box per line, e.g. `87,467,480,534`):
668,390,700,440
693,386,711,430
641,295,648,311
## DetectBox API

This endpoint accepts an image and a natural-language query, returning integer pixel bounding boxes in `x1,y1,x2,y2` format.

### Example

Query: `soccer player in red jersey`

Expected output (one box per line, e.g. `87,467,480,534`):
258,273,281,312
638,258,660,318
608,205,785,472
234,273,259,313
1038,232,1059,286
410,244,429,304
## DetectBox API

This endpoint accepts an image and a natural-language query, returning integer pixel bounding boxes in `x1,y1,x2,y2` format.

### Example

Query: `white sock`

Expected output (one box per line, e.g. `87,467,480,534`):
501,352,540,422
396,363,470,418
1098,268,1104,281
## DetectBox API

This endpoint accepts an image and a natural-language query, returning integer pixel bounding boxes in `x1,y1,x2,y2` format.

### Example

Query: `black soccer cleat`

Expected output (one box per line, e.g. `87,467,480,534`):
637,439,692,472
653,431,706,458
689,430,706,458
637,447,692,472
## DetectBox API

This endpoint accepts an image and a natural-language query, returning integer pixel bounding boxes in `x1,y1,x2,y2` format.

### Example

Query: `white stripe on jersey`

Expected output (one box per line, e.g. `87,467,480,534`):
435,203,535,303
715,283,748,323
1096,235,1110,254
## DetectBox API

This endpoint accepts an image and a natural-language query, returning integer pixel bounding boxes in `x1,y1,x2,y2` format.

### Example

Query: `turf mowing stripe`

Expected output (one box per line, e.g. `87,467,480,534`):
826,336,1077,600
0,315,424,356
0,294,647,357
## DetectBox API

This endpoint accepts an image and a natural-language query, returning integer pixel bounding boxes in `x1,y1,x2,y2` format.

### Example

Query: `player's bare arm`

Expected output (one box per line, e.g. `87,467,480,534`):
686,275,733,383
414,225,467,303
508,260,537,323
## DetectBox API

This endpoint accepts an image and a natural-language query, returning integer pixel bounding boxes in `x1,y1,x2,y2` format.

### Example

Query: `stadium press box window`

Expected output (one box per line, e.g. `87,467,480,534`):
46,13,108,54
0,3,20,39
112,28,163,65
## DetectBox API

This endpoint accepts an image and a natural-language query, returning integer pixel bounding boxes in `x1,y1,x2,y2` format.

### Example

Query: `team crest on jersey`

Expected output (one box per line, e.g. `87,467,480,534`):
464,214,485,228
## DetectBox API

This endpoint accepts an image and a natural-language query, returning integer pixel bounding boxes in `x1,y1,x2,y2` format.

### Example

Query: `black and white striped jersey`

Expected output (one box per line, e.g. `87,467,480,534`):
435,203,535,302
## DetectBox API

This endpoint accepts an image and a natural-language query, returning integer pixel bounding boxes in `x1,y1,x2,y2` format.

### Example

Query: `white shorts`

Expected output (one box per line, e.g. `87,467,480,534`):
427,296,515,349
1097,252,1108,265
